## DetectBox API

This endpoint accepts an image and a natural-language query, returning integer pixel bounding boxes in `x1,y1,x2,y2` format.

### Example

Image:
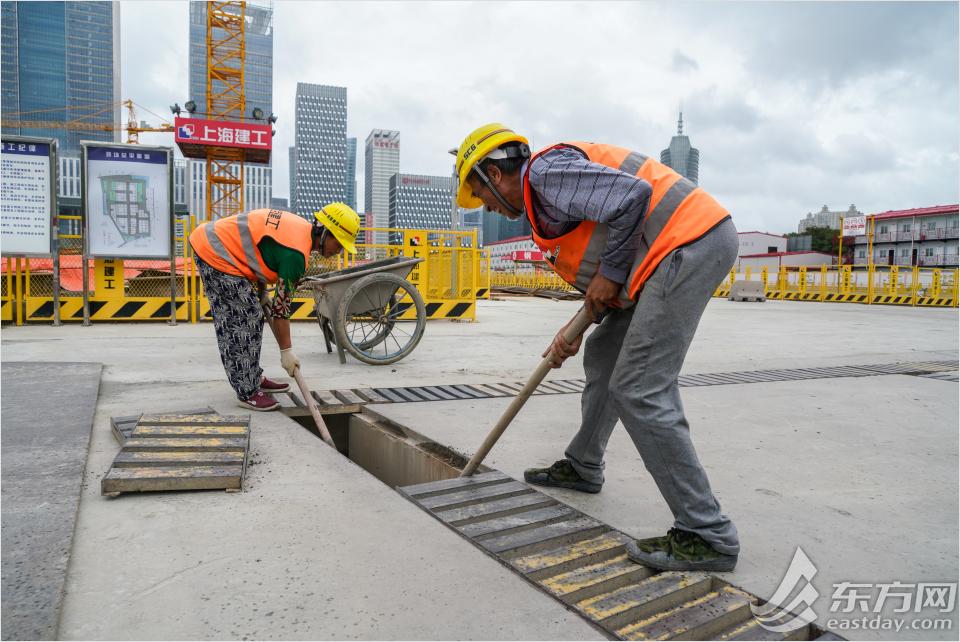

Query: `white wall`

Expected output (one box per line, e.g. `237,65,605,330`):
738,232,786,256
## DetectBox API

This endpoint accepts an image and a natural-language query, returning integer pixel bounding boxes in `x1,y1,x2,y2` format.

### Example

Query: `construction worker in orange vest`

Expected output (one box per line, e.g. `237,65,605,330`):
189,205,360,411
454,124,740,572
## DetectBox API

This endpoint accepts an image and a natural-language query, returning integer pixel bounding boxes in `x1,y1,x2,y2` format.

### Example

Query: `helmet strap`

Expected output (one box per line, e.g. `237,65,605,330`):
472,164,524,218
312,222,329,249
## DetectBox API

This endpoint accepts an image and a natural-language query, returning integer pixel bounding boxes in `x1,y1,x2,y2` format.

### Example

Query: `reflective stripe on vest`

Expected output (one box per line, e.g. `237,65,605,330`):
522,142,730,304
203,221,243,275
236,212,270,283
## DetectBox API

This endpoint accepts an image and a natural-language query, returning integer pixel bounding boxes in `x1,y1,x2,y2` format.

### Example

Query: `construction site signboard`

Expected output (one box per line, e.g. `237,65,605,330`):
1,135,57,256
842,216,867,236
82,143,173,259
174,117,272,163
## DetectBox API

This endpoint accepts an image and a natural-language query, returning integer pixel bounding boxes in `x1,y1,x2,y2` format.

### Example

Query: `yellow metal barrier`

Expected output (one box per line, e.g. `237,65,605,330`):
712,265,958,307
2,257,13,322
194,226,483,324
11,219,952,325
491,270,576,292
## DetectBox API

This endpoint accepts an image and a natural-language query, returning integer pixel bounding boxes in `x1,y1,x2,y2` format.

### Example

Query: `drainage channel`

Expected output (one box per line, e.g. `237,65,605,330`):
300,360,959,411
284,406,842,641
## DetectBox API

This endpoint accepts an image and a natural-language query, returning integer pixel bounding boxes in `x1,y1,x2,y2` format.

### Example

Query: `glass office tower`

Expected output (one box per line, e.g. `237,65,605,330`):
345,136,357,211
188,0,273,122
1,1,121,155
659,111,700,185
293,83,347,218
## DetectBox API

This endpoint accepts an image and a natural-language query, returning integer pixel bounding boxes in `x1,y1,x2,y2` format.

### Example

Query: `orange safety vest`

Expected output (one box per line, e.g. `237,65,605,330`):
523,142,731,306
189,209,314,284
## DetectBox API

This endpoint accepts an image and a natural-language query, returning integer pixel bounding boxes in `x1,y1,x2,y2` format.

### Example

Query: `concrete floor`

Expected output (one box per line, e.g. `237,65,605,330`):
1,297,957,640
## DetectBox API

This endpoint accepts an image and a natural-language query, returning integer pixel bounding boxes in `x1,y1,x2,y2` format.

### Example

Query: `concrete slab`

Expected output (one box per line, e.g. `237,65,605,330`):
49,381,602,641
1,362,102,641
1,298,957,640
373,374,959,641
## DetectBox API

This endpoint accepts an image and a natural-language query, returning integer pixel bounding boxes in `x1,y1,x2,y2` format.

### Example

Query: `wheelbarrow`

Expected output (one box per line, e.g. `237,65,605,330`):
303,256,426,365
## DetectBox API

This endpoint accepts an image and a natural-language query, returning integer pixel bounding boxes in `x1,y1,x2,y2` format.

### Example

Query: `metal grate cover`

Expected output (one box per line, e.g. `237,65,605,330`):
308,360,959,408
398,472,840,641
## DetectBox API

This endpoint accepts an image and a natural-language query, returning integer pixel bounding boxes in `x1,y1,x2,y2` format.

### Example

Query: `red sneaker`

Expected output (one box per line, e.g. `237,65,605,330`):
238,391,280,412
259,376,290,393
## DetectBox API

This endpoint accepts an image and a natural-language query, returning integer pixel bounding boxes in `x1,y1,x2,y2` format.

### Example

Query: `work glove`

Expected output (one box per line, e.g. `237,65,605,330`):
280,348,300,377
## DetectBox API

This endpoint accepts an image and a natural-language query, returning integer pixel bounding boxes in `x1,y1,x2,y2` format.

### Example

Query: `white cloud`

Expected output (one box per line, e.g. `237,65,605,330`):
121,0,959,234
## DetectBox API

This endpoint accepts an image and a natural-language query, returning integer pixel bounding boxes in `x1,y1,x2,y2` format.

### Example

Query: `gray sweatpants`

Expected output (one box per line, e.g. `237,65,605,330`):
565,218,740,555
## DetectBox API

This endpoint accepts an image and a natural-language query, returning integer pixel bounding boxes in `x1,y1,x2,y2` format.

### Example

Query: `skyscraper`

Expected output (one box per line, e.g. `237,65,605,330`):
287,146,297,214
482,209,531,245
188,0,273,122
388,173,454,242
660,111,700,185
293,83,347,218
364,129,400,247
345,136,357,211
1,1,121,156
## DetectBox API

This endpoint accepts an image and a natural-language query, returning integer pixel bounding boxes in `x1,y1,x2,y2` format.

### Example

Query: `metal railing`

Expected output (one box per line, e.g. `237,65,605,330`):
1,221,486,324
715,265,958,307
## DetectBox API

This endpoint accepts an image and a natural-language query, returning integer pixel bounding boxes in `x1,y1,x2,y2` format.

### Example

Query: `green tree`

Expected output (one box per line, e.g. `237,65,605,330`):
786,227,839,253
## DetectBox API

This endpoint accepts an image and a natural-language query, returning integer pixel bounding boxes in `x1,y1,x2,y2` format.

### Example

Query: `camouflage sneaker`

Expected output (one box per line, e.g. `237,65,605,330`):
523,459,602,494
626,527,738,572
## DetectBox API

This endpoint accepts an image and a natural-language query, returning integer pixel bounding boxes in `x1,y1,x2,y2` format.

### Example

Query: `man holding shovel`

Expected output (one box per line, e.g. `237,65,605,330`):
189,204,360,411
453,124,740,572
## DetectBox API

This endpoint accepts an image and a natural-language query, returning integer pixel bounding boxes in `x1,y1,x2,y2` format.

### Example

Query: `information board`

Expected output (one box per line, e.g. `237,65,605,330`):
84,144,172,259
1,137,55,256
842,216,867,237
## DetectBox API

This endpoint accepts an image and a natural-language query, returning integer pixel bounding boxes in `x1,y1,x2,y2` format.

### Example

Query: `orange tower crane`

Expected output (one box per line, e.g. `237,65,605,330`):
204,0,247,221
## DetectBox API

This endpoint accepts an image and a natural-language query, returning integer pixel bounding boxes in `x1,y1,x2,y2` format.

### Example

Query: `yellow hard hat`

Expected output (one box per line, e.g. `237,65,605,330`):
314,202,360,254
454,123,529,208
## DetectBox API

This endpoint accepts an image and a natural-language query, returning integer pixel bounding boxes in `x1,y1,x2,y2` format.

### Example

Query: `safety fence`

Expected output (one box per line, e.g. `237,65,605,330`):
488,264,958,308
715,265,959,307
1,219,492,325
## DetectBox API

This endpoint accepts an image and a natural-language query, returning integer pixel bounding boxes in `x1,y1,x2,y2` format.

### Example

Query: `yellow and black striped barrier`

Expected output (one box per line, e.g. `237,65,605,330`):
24,297,191,322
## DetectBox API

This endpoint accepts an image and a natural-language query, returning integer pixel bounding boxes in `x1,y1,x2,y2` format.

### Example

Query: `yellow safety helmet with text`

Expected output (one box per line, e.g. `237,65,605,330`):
314,202,360,254
454,123,530,209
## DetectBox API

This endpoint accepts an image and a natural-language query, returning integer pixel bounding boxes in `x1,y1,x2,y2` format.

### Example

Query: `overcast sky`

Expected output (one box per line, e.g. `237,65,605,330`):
125,1,959,234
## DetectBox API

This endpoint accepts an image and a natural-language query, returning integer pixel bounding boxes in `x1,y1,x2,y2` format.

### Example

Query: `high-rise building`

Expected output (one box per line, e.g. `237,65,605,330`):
460,207,483,246
345,136,357,211
293,83,347,218
189,0,273,123
288,146,297,213
1,1,121,156
660,111,699,185
187,161,272,220
798,204,862,233
270,197,288,210
388,173,455,242
364,129,400,247
482,208,531,245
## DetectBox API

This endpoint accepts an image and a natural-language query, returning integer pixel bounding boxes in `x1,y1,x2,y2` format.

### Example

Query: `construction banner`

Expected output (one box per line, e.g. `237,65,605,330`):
83,143,173,259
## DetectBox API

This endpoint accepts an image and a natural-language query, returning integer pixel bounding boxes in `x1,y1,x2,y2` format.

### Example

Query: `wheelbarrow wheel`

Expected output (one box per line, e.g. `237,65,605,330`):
334,273,426,365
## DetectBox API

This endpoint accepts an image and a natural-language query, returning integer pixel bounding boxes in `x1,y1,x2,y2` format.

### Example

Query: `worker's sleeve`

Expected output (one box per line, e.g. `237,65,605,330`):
268,280,296,319
262,242,308,320
527,148,652,284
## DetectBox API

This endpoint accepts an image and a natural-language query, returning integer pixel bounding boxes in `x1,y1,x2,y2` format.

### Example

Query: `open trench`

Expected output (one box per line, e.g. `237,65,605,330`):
281,403,840,642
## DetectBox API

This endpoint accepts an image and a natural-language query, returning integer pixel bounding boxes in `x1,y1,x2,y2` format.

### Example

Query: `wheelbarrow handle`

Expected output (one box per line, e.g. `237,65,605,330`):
460,306,594,477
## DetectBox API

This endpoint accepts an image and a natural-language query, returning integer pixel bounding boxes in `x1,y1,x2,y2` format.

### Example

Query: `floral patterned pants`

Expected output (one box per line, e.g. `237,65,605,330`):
196,257,264,401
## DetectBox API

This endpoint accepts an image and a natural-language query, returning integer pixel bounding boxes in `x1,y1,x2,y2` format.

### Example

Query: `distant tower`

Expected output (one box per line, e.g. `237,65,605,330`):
660,111,700,184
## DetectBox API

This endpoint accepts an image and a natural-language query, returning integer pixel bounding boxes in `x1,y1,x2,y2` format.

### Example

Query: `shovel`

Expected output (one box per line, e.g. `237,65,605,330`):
260,291,336,447
460,305,594,477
